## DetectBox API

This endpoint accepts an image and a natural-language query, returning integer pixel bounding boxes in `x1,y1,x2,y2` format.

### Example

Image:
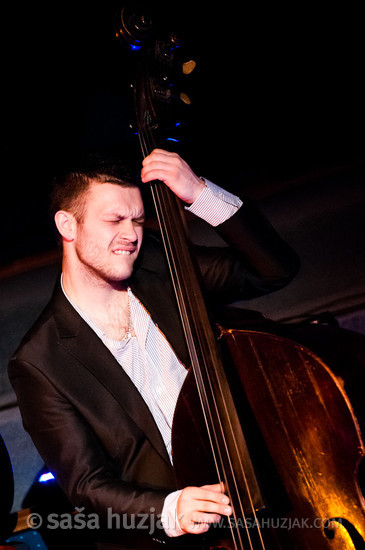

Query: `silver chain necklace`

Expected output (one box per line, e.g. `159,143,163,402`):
123,290,133,341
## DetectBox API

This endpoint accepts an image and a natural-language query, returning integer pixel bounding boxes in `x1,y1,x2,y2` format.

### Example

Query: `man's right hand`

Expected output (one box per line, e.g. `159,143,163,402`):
176,483,232,535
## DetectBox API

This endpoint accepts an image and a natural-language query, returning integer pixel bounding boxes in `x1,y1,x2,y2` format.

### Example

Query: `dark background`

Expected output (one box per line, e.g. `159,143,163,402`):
2,2,364,267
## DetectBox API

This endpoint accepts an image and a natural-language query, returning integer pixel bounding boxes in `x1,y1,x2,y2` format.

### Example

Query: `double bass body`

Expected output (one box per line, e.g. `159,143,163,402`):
172,327,365,549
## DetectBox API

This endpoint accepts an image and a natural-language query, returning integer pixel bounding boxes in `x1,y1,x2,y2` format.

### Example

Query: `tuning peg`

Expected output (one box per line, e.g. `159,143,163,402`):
182,60,196,75
179,92,191,105
151,78,192,106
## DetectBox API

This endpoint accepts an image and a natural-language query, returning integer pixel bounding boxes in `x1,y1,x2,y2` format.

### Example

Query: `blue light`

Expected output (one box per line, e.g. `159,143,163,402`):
166,138,180,142
38,472,55,483
130,44,142,51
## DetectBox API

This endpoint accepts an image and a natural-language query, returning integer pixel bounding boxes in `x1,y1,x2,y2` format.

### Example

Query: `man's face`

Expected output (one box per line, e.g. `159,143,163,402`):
73,182,144,285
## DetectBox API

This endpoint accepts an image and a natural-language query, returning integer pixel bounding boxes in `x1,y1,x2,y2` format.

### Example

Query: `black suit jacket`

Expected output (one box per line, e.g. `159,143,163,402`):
9,203,299,548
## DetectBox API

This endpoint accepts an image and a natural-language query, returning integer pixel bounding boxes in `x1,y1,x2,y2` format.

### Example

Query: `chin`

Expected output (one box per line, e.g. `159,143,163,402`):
106,266,134,284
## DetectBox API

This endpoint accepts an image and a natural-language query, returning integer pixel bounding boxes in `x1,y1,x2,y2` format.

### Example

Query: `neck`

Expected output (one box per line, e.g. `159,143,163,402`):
61,260,128,319
62,266,133,341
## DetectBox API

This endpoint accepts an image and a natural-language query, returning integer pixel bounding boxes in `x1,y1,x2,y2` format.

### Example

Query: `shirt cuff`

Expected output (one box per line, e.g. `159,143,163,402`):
185,179,243,227
161,489,185,537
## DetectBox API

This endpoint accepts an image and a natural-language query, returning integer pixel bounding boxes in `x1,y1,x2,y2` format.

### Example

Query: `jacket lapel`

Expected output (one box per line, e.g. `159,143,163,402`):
130,263,190,368
52,283,172,467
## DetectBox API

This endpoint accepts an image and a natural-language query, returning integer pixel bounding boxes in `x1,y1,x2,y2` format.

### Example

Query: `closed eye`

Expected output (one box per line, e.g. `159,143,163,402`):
104,219,121,224
103,216,144,226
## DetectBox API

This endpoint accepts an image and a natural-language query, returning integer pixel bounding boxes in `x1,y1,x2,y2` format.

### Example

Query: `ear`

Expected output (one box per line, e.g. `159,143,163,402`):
54,210,77,242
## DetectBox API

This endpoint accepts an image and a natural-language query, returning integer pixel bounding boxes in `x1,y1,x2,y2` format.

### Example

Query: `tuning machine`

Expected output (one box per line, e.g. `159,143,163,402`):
150,76,192,106
155,36,197,76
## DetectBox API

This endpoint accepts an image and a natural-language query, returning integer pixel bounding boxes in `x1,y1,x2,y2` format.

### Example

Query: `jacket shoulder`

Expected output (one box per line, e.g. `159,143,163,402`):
9,283,77,369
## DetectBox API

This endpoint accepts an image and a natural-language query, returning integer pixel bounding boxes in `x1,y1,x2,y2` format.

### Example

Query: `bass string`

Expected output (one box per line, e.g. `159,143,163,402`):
189,323,267,550
137,130,228,487
139,126,262,549
138,126,266,550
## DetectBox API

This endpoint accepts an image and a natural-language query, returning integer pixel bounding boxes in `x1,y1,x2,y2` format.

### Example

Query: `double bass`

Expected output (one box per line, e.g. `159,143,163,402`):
116,6,365,548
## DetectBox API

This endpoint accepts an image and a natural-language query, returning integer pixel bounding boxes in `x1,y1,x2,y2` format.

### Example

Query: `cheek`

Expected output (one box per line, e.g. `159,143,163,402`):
81,224,112,245
76,226,107,258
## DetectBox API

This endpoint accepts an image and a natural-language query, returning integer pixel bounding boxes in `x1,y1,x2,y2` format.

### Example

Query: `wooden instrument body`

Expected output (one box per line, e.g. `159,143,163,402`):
172,328,365,548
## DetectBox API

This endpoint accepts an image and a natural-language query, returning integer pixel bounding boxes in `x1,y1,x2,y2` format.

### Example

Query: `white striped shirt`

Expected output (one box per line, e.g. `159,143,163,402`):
92,289,188,463
61,180,242,534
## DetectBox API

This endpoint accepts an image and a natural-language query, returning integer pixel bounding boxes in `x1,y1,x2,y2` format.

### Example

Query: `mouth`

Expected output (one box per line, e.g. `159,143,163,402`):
113,250,132,255
111,245,137,256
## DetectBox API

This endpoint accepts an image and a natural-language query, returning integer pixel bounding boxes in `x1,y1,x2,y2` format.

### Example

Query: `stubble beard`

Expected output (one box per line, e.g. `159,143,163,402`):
75,239,136,288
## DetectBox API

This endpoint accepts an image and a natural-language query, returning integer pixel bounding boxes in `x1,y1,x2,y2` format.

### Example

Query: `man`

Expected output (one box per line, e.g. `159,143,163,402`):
9,149,299,549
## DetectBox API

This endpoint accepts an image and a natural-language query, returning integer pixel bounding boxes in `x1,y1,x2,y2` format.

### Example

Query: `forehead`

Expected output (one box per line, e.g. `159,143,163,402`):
85,181,144,213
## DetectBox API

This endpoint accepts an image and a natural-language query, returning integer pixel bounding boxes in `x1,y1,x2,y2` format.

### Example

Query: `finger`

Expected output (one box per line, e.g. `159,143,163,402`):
179,513,221,535
148,148,177,158
180,485,230,507
196,486,231,507
141,160,174,174
178,487,232,516
140,168,174,184
191,512,222,525
141,160,177,182
201,482,226,494
142,149,178,166
187,522,210,535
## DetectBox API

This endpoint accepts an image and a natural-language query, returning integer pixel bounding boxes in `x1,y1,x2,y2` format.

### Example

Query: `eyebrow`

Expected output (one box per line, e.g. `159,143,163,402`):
103,211,145,220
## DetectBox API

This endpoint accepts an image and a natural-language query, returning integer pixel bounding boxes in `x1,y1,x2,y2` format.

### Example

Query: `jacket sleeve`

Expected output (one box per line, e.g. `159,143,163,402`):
139,191,299,308
193,197,300,304
184,178,300,302
8,357,169,542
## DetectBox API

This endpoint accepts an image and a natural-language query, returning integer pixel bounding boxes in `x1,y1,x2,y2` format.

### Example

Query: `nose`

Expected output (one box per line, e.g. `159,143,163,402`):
118,219,138,243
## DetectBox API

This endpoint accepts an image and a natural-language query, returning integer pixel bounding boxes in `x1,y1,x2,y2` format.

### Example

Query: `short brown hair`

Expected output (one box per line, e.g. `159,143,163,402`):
50,152,139,222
